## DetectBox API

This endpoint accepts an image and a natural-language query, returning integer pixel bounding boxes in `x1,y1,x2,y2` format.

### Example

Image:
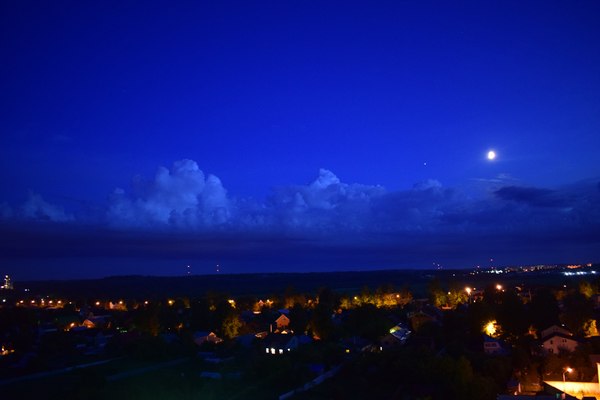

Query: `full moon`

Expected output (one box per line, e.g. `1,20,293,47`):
487,150,496,160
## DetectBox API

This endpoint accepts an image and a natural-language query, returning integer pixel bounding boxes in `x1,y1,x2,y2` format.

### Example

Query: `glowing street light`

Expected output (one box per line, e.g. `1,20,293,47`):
563,367,573,395
496,284,503,291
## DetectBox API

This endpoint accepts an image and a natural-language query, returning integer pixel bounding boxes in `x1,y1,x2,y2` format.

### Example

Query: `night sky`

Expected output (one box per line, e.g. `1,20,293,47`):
1,1,599,280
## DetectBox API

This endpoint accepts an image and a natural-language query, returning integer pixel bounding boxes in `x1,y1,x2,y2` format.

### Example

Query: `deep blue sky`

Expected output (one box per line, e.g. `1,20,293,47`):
1,1,599,280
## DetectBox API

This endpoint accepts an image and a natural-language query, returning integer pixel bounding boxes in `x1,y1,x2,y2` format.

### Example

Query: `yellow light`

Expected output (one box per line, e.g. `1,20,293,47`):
144,301,149,305
484,320,497,336
566,367,573,373
95,301,100,306
465,287,472,295
118,300,123,305
168,299,174,306
496,284,502,291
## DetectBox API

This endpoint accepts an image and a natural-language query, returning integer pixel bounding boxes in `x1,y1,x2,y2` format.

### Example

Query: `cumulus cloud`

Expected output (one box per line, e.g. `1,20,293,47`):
266,168,386,232
1,159,600,276
107,159,230,229
20,192,74,222
1,159,599,255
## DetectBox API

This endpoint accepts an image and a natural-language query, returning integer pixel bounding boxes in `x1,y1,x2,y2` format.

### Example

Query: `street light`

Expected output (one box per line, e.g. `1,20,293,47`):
563,367,573,396
465,287,472,304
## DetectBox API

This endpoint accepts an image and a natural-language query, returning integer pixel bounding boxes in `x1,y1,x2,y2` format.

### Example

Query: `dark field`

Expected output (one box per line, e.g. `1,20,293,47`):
19,266,590,300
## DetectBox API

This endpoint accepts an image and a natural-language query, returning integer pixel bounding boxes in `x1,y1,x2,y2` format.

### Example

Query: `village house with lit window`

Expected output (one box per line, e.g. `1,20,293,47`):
541,333,579,354
540,325,579,354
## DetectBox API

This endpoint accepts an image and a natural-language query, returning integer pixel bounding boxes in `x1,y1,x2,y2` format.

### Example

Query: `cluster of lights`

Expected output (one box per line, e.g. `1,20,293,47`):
563,271,596,276
265,347,291,355
13,298,64,307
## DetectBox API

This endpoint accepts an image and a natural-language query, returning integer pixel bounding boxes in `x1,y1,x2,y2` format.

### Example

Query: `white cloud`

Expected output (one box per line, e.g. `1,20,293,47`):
20,193,73,222
2,160,598,249
107,159,231,228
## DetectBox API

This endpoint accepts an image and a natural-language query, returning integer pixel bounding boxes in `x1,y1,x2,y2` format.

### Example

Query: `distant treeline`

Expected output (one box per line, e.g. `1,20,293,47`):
17,267,590,300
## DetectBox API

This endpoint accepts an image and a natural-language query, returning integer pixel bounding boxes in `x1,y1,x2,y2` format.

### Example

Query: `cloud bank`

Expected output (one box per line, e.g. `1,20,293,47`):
1,159,599,278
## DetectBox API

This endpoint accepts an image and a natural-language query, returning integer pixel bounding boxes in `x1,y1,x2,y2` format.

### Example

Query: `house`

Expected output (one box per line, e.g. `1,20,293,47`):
380,323,411,350
483,335,508,355
542,333,579,354
263,333,299,355
272,313,290,333
408,310,438,332
82,315,111,329
389,323,411,342
380,334,402,350
193,331,223,346
541,325,572,340
340,336,373,354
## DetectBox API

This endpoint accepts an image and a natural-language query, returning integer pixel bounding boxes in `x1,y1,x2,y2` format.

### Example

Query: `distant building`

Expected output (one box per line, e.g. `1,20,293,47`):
380,323,411,350
483,335,508,355
542,333,579,354
262,333,311,355
408,310,439,332
541,325,572,339
193,331,223,346
82,315,111,330
272,313,290,333
1,275,13,290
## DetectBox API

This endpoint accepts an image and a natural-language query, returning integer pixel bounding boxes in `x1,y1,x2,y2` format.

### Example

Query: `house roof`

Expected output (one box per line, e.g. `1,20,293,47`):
541,324,573,339
194,331,216,338
542,333,579,343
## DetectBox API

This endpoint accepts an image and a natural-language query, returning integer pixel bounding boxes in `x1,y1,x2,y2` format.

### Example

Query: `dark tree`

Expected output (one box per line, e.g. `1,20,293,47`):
343,304,389,341
529,288,559,331
561,292,594,335
497,290,528,339
288,303,309,334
